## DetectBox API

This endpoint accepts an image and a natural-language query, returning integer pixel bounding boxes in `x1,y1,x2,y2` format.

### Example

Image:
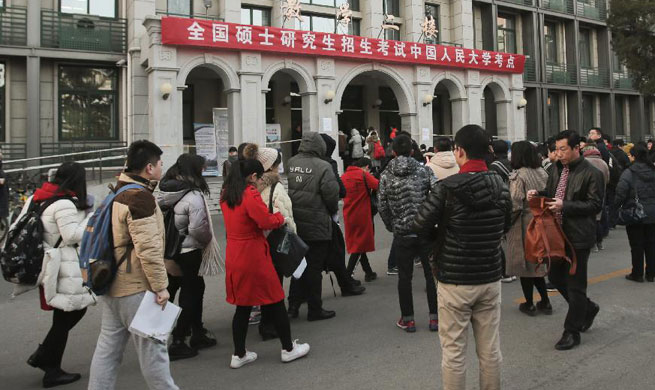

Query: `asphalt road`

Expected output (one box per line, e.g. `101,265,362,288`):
1,214,653,390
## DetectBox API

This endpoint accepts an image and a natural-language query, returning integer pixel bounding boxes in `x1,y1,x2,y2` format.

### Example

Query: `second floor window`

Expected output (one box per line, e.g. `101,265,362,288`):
383,0,400,16
497,15,516,53
60,0,116,18
296,14,360,35
168,0,191,16
544,22,558,64
300,0,360,11
241,7,271,26
579,28,592,68
424,3,440,44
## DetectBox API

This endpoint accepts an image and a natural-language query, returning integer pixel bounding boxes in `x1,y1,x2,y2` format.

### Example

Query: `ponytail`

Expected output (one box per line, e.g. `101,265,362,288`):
220,159,264,208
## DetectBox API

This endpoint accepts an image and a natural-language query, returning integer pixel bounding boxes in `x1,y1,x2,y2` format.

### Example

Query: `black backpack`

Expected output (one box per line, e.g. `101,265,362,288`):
1,197,69,285
161,190,193,260
607,153,624,190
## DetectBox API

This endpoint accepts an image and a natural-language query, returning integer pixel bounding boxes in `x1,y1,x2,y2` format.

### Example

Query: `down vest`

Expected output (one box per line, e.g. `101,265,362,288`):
28,197,95,311
378,156,435,236
156,178,213,252
414,171,512,285
287,132,340,241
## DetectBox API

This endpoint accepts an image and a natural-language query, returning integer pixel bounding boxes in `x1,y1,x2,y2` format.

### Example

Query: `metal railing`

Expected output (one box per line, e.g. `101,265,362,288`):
524,57,537,82
546,62,577,85
613,70,634,90
0,6,27,46
40,141,127,156
542,0,575,14
499,0,535,6
580,66,610,88
0,143,27,160
576,0,607,21
41,10,127,53
155,10,224,21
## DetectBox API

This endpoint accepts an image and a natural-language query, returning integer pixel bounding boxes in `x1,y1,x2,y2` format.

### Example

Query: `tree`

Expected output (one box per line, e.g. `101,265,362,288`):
607,0,655,96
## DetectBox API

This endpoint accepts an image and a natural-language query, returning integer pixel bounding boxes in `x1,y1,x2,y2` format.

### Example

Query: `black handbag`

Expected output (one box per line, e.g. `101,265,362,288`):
266,182,309,277
618,172,646,226
362,172,378,216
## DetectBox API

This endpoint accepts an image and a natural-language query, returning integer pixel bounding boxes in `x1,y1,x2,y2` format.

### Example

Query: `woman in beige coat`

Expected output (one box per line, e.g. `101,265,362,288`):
506,141,552,317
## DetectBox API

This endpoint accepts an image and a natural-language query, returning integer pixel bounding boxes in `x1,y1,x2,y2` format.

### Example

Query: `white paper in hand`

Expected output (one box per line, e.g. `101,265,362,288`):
128,291,181,344
293,258,307,279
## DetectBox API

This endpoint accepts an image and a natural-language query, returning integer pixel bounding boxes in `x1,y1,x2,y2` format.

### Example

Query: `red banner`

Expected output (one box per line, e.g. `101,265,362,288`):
161,17,525,74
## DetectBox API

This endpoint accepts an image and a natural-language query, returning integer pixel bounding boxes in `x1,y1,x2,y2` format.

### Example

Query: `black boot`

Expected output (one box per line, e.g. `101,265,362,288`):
365,272,378,282
341,285,366,297
258,322,279,341
42,368,81,388
168,338,198,361
287,302,300,318
27,344,48,371
307,309,336,321
555,331,580,351
189,328,217,350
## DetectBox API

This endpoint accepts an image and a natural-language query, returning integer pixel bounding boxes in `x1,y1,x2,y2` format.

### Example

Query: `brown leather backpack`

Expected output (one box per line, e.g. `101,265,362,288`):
524,196,577,275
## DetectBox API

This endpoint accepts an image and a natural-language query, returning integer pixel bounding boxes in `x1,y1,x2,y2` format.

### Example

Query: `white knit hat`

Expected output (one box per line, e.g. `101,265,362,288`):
257,147,279,172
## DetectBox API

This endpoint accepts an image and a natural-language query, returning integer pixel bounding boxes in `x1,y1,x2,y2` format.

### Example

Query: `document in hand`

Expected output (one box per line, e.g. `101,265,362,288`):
128,291,182,344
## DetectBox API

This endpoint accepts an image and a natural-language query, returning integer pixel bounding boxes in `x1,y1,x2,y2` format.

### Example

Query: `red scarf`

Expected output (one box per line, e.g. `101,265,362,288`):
32,182,74,202
459,159,489,174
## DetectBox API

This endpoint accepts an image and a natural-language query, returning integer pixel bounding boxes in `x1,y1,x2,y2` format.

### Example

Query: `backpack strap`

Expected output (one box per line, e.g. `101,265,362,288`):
491,160,511,179
269,182,278,214
112,183,146,274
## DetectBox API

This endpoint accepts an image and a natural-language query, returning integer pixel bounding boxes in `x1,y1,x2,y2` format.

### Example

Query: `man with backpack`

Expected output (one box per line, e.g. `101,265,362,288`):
489,139,515,284
528,130,604,351
88,140,178,390
414,125,511,390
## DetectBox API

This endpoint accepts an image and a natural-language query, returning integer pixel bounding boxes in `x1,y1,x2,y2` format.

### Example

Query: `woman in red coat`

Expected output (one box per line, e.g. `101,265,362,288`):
341,158,379,282
221,159,309,369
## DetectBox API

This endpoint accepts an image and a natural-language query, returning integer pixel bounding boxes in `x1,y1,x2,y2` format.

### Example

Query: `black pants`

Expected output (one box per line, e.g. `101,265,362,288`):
519,277,549,305
168,249,205,339
626,224,655,278
41,308,86,368
548,248,594,334
347,253,373,276
387,239,397,270
607,188,619,228
288,240,329,314
394,235,437,320
232,301,292,357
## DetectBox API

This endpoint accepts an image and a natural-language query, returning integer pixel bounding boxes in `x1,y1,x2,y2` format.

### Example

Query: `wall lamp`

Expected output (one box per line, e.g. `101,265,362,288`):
517,97,528,110
324,90,335,104
423,94,435,107
372,98,383,109
160,82,173,100
282,95,292,106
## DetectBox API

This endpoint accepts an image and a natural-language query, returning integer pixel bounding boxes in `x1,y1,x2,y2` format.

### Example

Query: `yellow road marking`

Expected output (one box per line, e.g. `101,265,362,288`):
513,268,631,304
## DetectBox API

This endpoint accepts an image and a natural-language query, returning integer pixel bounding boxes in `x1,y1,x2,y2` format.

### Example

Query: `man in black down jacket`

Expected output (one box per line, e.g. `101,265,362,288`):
528,130,604,351
378,134,438,333
287,132,340,321
414,125,510,390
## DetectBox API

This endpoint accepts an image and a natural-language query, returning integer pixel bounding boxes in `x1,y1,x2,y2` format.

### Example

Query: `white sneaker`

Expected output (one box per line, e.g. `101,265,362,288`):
281,340,310,363
230,351,257,368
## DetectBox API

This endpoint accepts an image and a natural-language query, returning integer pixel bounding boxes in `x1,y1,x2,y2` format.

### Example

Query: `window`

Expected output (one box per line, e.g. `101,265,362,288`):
497,15,516,53
0,62,4,141
300,0,360,11
579,28,592,68
547,92,561,134
59,65,118,140
241,7,271,26
383,0,400,16
385,27,401,41
582,94,595,132
168,0,192,16
612,50,622,72
544,22,558,64
60,0,116,18
296,14,360,35
615,97,625,135
424,3,440,44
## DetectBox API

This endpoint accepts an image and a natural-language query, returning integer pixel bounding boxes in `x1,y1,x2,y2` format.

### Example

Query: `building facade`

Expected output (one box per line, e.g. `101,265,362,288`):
0,0,652,164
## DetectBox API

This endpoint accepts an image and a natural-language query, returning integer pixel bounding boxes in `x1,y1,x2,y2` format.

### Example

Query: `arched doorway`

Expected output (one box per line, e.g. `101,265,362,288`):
433,82,452,137
182,65,228,146
481,82,510,139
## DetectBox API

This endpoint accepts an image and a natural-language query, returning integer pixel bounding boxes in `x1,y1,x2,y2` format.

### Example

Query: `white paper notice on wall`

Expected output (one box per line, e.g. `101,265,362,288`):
322,118,332,133
421,128,430,143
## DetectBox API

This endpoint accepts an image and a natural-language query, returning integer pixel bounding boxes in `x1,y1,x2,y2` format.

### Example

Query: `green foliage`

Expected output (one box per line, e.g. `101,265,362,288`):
607,0,655,96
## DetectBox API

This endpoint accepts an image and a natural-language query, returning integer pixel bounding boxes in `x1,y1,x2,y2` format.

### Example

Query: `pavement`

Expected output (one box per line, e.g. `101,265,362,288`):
1,214,654,390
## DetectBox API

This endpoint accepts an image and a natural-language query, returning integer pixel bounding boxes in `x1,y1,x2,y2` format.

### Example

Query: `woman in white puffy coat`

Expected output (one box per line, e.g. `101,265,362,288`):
23,162,95,388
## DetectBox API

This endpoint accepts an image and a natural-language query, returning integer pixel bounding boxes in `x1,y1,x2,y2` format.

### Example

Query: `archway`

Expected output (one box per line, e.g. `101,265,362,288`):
481,80,511,139
431,76,466,137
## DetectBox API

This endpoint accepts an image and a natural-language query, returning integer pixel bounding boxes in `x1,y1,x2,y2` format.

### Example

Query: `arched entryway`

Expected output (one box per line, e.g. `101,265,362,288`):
182,66,228,145
481,80,511,139
431,76,466,138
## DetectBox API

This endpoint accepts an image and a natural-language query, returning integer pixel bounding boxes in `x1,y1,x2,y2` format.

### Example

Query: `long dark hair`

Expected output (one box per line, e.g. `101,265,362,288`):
221,159,264,209
510,141,540,170
163,154,210,194
53,161,91,210
630,142,655,170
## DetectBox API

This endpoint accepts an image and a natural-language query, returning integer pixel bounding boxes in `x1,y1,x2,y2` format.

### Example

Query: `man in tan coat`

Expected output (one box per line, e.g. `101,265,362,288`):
89,140,178,390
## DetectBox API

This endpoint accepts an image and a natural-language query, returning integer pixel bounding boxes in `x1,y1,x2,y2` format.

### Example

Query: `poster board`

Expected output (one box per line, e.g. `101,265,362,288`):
265,123,284,174
193,122,219,176
213,108,229,176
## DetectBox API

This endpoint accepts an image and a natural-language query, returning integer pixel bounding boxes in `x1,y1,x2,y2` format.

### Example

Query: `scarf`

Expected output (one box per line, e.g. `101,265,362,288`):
554,166,570,225
459,159,489,174
33,182,75,202
198,192,225,276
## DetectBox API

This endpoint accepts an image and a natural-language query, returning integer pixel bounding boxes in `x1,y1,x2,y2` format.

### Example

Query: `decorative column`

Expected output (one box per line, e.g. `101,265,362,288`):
414,65,434,147
239,52,264,145
465,70,482,126
315,58,340,168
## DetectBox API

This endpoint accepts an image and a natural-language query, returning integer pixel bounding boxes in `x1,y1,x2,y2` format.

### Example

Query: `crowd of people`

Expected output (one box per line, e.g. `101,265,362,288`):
6,122,655,390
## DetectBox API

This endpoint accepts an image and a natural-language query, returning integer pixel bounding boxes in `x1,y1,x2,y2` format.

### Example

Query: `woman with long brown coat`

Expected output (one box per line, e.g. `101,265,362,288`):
505,141,552,316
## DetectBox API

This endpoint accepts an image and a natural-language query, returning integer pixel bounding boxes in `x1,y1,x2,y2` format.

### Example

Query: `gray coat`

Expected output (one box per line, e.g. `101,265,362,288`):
156,184,213,251
287,132,340,242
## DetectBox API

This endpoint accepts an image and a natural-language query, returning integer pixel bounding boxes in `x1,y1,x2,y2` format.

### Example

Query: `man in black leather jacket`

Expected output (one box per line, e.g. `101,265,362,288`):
414,125,511,390
528,130,604,351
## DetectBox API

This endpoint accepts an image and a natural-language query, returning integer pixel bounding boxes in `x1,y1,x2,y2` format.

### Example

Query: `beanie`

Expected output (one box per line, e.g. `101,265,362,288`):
257,147,279,172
